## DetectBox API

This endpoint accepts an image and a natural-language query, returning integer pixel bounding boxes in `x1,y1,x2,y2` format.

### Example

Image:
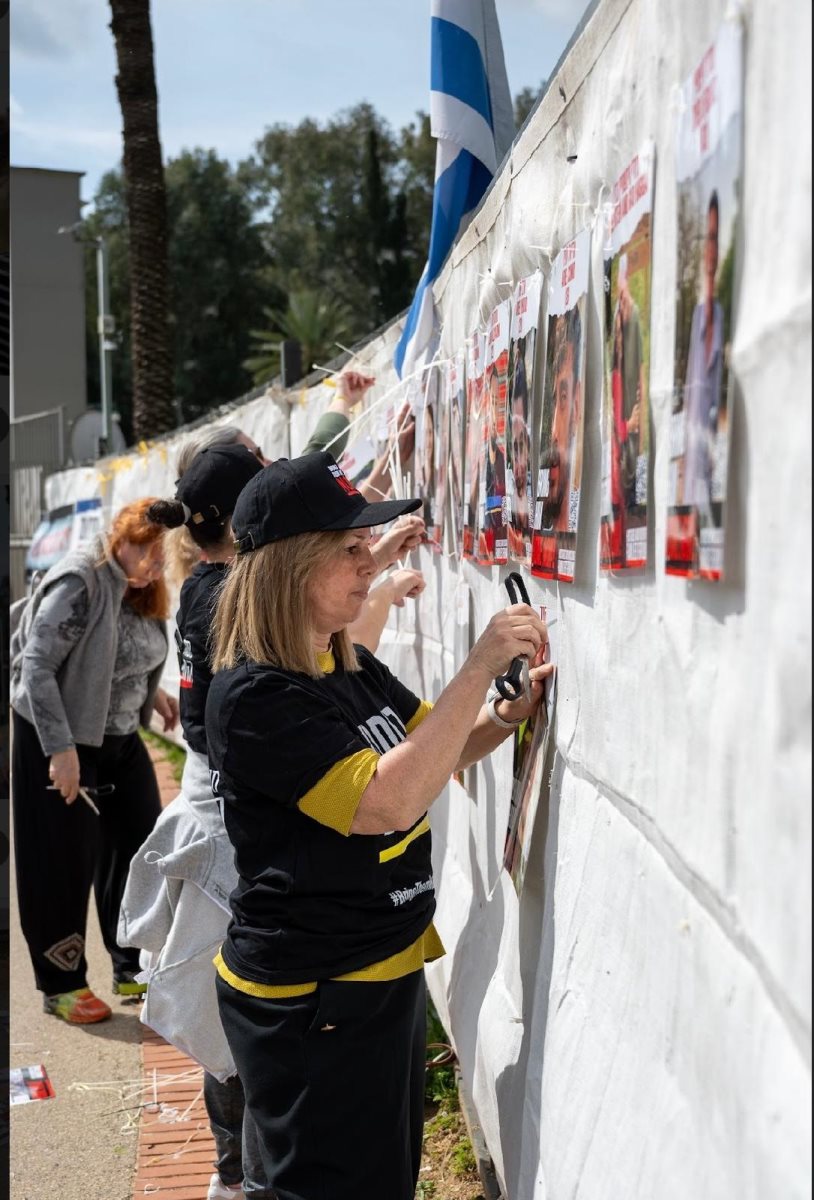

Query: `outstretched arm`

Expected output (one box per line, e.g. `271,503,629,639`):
350,606,549,835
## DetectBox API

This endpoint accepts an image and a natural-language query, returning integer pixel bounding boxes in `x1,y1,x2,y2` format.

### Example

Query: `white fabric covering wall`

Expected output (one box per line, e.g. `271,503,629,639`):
45,0,811,1194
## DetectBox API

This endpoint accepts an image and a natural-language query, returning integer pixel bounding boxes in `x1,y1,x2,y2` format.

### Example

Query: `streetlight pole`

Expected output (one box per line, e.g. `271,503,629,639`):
95,236,115,457
57,222,116,458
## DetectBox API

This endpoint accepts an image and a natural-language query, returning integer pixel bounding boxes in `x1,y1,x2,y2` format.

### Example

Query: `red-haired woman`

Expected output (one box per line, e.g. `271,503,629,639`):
10,498,179,1024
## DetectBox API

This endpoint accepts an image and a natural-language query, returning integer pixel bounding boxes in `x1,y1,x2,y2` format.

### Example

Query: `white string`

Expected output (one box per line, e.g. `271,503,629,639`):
317,354,451,461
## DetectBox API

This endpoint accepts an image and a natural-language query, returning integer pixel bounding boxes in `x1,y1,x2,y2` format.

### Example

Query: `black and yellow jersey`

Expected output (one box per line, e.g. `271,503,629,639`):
205,644,440,990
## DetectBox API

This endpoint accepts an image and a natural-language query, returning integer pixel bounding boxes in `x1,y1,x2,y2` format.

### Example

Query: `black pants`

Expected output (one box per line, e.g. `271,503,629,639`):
12,711,162,996
217,970,427,1200
203,1071,265,1192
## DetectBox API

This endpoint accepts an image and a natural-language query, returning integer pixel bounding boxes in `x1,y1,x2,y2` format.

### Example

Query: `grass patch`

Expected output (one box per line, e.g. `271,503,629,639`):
426,998,459,1112
421,999,484,1198
140,729,187,784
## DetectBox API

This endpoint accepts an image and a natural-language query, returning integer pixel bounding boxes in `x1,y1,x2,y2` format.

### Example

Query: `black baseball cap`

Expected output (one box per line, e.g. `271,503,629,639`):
232,450,421,553
176,443,263,526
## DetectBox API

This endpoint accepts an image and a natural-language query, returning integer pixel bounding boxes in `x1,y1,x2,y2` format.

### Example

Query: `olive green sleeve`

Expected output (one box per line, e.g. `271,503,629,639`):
301,410,351,458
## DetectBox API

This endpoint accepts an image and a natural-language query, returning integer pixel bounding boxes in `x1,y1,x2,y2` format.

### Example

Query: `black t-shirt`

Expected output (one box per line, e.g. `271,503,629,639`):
205,646,435,985
176,561,229,755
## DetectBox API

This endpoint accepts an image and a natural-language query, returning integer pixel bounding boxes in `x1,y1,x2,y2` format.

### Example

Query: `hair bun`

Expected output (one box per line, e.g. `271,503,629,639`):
146,498,187,529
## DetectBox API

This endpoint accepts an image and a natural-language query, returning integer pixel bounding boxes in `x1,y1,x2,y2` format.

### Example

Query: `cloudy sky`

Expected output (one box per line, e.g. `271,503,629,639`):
11,0,593,203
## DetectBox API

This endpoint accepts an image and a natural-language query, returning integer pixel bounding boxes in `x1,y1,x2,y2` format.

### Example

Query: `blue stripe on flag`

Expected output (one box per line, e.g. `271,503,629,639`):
431,17,494,130
394,147,492,377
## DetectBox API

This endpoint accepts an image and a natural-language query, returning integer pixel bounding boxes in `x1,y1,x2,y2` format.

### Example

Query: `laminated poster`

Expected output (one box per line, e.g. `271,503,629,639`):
507,272,544,565
478,300,511,566
337,435,377,487
10,1064,56,1106
503,608,556,897
416,364,440,546
462,330,486,560
447,350,467,558
600,142,655,572
666,21,743,581
431,360,450,553
531,228,591,582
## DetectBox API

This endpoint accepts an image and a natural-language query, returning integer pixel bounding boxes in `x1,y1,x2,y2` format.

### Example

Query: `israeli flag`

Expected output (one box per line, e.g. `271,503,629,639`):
394,0,515,379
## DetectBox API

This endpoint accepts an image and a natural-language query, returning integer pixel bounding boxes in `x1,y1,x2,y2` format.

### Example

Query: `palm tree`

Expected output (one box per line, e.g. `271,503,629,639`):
244,289,354,387
108,0,175,439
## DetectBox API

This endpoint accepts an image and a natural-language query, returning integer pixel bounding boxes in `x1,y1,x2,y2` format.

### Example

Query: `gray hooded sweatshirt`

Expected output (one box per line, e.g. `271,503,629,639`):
118,750,238,1081
10,537,166,755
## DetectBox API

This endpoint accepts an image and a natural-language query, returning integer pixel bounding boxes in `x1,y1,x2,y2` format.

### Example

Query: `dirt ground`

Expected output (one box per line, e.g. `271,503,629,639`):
419,1098,487,1199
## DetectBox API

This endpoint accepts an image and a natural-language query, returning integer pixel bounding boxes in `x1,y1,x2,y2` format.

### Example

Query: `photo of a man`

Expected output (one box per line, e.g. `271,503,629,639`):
506,272,542,564
667,20,742,581
482,363,506,542
507,352,532,559
612,253,643,509
479,300,510,564
681,190,724,510
418,368,437,530
540,303,582,533
448,352,466,556
531,228,590,583
462,331,485,559
600,144,653,573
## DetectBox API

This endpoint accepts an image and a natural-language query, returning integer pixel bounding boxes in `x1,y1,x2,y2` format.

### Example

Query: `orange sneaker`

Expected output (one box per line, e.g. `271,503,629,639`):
43,988,113,1024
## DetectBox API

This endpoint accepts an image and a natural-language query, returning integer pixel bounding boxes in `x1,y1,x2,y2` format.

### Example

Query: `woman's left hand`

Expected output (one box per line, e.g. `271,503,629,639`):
494,644,555,723
154,688,180,733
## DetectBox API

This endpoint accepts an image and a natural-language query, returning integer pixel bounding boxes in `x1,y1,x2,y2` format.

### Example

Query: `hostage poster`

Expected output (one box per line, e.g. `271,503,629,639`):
531,228,591,583
506,272,544,565
462,330,485,560
478,300,511,565
447,350,466,558
503,610,556,896
666,21,743,581
432,359,450,553
417,363,441,546
600,143,655,573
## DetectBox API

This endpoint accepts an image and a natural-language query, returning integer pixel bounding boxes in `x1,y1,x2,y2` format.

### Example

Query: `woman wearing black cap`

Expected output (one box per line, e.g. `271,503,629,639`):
206,451,552,1200
122,444,426,1200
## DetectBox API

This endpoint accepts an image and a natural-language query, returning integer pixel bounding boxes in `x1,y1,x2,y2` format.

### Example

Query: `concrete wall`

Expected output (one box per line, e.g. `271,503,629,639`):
10,167,86,428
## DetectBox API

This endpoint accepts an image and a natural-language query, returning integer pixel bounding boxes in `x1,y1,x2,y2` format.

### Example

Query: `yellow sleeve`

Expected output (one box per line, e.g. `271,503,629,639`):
297,749,379,836
297,702,432,836
406,699,433,733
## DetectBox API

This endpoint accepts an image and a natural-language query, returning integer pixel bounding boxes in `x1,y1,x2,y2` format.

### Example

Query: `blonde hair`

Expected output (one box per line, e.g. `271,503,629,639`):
211,530,360,677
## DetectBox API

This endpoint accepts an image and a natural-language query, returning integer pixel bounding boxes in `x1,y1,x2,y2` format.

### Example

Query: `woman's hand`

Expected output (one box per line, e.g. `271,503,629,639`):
392,401,416,463
154,688,180,733
388,568,426,608
337,370,375,409
371,515,425,571
492,642,555,724
49,748,81,804
468,604,549,680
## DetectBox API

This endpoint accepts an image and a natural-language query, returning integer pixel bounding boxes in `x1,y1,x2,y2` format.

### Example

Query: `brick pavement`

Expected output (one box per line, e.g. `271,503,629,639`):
134,743,220,1200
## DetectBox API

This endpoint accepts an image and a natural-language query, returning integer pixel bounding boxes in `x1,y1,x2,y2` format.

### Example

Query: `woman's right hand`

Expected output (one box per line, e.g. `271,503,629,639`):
468,604,548,680
49,748,81,804
389,568,426,607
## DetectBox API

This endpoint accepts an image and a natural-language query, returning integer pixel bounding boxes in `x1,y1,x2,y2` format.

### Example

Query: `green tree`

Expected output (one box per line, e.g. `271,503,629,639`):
244,289,353,387
239,103,434,337
84,151,282,436
164,149,283,421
